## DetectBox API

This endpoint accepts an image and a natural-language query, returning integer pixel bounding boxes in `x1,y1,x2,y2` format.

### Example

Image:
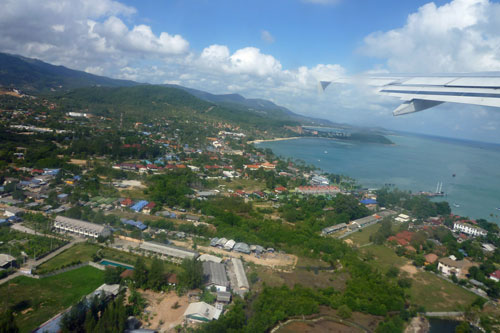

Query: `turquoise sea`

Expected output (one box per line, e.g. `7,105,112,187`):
257,133,500,223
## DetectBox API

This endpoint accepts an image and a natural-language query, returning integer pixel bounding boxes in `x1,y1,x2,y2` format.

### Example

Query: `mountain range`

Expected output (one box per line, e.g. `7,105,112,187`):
0,52,336,127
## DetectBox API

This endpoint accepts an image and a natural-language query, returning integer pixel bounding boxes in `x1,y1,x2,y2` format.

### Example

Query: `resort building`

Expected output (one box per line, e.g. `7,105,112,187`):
54,216,111,238
453,222,487,237
437,257,466,278
295,185,340,196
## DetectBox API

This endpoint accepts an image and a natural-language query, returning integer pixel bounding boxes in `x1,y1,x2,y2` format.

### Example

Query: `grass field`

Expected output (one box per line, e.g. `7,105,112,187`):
0,266,104,332
345,223,380,246
36,242,100,273
409,271,478,311
359,244,477,311
36,242,182,274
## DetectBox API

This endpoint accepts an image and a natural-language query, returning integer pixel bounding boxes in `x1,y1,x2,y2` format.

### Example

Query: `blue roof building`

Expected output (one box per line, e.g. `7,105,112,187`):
131,200,149,212
120,218,147,231
360,199,378,205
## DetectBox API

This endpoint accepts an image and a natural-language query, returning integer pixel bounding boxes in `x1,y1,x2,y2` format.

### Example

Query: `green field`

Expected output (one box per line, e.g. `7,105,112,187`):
36,242,100,274
410,271,478,311
360,244,477,311
345,223,380,245
36,242,181,274
0,266,105,332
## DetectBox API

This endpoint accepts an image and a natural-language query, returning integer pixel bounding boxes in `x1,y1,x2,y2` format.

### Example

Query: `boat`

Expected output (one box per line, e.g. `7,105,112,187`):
496,207,500,211
453,203,460,208
324,150,328,154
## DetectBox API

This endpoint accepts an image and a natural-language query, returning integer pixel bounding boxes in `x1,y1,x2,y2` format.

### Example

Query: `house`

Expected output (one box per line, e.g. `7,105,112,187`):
167,273,178,286
183,302,221,323
216,291,231,304
489,270,500,282
203,261,229,292
142,202,156,215
120,198,134,208
437,257,465,278
131,200,149,212
0,254,17,269
3,206,25,218
120,269,134,280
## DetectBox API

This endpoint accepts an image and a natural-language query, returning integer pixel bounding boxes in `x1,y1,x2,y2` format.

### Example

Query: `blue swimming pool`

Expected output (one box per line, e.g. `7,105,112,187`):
99,259,134,270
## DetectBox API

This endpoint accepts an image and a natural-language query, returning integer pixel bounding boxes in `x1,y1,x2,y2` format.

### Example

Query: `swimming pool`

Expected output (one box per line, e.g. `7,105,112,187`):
99,259,134,270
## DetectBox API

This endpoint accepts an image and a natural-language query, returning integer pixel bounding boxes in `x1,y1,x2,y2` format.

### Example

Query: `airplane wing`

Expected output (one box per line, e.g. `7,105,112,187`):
322,75,500,116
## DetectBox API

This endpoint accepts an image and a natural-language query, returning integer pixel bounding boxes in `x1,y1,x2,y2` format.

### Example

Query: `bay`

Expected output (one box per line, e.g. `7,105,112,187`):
257,133,500,223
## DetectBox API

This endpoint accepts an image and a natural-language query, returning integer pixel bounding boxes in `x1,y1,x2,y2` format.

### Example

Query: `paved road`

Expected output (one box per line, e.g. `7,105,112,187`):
0,237,85,285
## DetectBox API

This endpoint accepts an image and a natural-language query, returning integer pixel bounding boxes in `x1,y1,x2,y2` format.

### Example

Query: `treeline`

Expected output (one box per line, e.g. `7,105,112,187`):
376,188,451,219
60,294,127,333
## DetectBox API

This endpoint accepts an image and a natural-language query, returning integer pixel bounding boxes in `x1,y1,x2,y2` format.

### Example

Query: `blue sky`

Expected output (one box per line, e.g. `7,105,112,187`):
1,0,500,143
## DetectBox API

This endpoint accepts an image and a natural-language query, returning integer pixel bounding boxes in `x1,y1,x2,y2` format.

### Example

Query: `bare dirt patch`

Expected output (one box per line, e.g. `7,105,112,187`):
141,290,189,332
69,159,87,166
400,263,418,276
171,240,298,270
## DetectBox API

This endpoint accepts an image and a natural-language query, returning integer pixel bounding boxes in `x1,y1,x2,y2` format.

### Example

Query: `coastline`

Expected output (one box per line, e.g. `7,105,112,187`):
248,137,301,144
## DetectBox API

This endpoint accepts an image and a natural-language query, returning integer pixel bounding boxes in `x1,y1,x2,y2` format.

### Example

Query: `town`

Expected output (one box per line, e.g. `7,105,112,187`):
0,85,499,333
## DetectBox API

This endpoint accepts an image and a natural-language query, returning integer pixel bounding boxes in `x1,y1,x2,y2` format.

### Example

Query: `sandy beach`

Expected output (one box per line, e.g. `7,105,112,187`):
248,137,301,144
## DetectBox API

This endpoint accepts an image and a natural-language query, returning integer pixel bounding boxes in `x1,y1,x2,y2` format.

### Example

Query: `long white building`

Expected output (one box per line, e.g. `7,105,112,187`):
54,216,111,238
453,222,487,237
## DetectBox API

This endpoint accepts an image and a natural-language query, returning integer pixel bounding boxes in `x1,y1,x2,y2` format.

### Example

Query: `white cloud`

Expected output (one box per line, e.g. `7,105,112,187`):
360,0,500,72
261,30,275,43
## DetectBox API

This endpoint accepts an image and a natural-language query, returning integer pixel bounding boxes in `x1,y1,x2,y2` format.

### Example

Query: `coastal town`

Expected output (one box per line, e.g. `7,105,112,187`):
1,85,500,333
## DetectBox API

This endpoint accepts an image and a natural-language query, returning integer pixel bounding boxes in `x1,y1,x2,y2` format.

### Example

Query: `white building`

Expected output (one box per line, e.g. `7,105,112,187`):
184,302,221,323
139,241,198,260
437,257,465,278
54,216,111,238
453,222,487,237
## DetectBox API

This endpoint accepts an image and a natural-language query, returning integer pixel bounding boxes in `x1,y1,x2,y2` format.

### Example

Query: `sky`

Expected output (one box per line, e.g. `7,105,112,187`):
2,0,500,143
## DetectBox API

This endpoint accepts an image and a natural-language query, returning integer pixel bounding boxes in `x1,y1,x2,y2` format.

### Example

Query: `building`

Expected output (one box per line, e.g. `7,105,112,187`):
489,270,500,282
424,253,438,264
139,241,198,260
231,258,249,295
184,302,222,323
3,206,25,217
131,200,149,213
394,214,410,223
0,254,16,269
216,291,232,304
453,222,487,237
224,239,236,251
321,223,347,235
203,261,229,291
54,216,111,238
233,242,251,254
295,186,340,196
437,257,465,278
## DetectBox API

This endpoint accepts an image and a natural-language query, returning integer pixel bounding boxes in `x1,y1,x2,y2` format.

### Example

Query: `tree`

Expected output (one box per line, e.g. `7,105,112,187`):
179,257,204,290
455,321,471,333
0,310,19,333
133,257,148,288
148,258,166,291
104,266,123,284
338,304,352,319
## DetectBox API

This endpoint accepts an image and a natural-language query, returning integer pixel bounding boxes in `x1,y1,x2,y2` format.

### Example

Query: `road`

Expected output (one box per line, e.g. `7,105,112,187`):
0,236,85,285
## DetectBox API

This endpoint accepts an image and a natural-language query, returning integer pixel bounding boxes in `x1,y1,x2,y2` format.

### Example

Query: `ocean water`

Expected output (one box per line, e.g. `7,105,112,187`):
257,134,500,223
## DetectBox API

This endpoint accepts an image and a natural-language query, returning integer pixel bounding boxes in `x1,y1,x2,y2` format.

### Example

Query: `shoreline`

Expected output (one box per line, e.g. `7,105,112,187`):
248,137,301,144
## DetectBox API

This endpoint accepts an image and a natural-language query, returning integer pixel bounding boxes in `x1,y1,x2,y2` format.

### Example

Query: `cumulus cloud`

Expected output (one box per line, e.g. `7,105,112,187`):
360,0,500,72
261,30,275,43
0,0,188,73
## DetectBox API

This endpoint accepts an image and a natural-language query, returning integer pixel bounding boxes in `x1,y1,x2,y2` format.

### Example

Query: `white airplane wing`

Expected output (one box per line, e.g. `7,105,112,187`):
322,75,500,116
